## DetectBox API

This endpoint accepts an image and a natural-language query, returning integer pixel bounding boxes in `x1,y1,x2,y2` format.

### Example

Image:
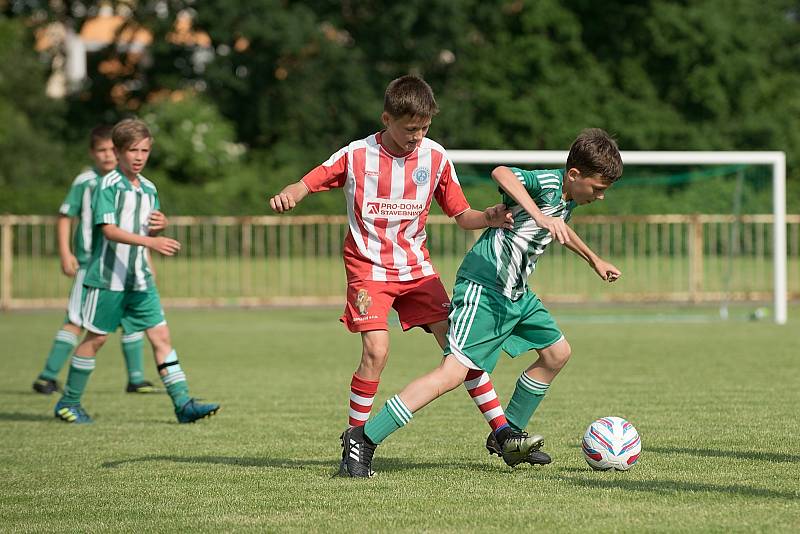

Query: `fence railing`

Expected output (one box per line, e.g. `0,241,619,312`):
1,214,799,309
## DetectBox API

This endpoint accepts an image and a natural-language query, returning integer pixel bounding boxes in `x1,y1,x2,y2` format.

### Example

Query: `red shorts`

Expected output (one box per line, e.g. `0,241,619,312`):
340,276,451,332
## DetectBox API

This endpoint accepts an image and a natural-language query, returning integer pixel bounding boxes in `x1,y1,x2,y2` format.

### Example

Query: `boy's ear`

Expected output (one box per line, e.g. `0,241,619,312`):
566,167,581,181
381,111,391,127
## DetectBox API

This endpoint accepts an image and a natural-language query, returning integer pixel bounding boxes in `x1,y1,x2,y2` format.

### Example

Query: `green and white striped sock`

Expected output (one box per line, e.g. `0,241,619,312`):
120,332,145,383
40,329,78,380
505,372,550,431
61,355,96,404
159,350,191,409
364,395,413,444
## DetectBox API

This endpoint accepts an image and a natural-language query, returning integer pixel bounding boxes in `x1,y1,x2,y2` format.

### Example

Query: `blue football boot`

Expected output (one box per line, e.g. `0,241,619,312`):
175,398,220,423
54,401,93,424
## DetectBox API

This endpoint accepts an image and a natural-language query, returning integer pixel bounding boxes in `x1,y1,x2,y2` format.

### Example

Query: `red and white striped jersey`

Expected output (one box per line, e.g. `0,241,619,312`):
302,132,470,282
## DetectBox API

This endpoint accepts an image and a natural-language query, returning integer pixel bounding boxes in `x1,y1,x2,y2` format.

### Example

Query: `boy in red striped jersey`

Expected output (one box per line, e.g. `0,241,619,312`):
269,75,534,472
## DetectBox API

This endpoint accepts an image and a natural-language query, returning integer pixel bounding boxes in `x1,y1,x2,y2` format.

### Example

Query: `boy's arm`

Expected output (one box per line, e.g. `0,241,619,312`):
453,205,514,230
100,224,181,256
270,148,348,213
434,156,511,230
563,225,621,282
148,190,167,235
148,210,167,235
269,181,310,213
57,177,84,277
146,249,157,281
491,166,570,244
57,215,79,277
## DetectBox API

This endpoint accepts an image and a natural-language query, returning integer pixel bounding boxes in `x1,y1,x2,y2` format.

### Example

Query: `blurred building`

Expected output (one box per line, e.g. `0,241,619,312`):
35,4,211,100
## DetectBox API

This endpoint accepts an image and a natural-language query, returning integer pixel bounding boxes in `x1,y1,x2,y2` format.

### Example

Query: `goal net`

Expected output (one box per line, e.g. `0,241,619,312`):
448,150,788,325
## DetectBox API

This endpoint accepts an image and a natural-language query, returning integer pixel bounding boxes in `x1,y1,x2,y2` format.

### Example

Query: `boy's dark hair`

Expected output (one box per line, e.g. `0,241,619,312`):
566,128,623,183
89,125,113,149
112,118,152,150
384,75,439,118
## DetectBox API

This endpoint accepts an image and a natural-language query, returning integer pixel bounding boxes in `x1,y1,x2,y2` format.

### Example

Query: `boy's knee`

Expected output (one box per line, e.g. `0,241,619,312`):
542,339,571,370
554,340,572,368
63,323,83,336
437,357,470,392
88,333,109,349
361,348,389,373
357,332,391,380
361,338,389,364
442,373,466,392
147,325,172,349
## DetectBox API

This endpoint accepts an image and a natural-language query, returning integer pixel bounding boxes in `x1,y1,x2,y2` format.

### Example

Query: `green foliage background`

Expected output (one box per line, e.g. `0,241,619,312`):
1,1,798,215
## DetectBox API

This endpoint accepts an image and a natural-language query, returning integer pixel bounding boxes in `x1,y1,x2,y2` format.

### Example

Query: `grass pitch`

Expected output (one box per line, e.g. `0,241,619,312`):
1,306,799,532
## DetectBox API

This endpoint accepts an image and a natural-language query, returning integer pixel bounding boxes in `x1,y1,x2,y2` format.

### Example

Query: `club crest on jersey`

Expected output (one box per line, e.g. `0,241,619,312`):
355,289,372,315
412,167,430,186
542,190,558,203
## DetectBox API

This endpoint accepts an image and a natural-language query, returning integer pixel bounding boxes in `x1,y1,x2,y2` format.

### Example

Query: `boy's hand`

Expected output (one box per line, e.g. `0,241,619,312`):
60,254,79,277
484,204,514,229
148,210,168,234
593,259,621,282
535,215,570,244
149,236,181,256
269,192,297,213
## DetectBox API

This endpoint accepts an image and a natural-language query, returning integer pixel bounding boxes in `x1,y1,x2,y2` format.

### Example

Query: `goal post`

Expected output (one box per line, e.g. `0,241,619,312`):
448,150,788,325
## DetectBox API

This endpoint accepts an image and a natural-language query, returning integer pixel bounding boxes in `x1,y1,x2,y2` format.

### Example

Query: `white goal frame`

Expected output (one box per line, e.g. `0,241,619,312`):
449,150,788,325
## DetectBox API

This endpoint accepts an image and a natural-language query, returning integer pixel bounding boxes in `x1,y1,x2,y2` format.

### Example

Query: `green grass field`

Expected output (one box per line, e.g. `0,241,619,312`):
2,306,799,532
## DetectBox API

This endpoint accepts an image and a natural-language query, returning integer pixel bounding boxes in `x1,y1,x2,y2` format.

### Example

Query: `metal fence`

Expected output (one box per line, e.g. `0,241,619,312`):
1,214,799,309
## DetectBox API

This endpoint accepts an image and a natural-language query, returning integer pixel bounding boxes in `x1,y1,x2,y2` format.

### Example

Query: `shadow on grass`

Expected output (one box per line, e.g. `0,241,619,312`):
101,455,500,473
563,475,798,501
372,457,502,474
647,445,800,464
102,456,335,469
0,411,53,422
558,466,592,473
0,389,55,397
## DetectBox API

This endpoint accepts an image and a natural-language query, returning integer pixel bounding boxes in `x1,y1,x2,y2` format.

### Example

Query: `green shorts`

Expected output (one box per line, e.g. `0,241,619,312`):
444,278,563,373
82,286,166,335
64,270,139,334
65,269,89,327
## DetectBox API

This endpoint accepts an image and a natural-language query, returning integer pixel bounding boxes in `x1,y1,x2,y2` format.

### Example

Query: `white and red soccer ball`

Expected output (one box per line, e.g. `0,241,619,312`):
582,416,641,471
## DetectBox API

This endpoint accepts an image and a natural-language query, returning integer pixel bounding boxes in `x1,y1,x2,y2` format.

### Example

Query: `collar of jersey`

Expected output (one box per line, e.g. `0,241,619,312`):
112,167,151,193
376,130,417,159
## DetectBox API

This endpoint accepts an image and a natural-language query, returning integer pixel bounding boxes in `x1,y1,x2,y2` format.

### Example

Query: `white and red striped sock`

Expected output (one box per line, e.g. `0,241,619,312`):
464,369,508,432
348,373,379,427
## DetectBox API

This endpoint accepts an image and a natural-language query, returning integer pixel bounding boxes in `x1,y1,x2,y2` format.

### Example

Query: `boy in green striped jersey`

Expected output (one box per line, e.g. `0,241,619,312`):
53,119,220,424
32,125,154,395
341,129,623,476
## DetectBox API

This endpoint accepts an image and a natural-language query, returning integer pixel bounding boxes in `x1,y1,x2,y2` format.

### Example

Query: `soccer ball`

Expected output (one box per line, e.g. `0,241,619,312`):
581,416,641,471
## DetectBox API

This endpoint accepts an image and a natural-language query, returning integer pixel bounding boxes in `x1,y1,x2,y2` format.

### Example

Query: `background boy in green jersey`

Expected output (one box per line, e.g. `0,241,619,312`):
53,119,220,424
32,125,154,395
340,129,623,477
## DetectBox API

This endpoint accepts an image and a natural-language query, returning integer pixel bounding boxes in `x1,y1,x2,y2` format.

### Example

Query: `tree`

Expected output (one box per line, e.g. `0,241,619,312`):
0,16,71,187
2,1,798,213
139,93,244,184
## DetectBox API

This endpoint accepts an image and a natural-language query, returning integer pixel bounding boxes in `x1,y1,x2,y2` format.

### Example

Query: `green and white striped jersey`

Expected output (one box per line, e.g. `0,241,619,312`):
59,169,101,268
84,169,160,292
457,168,577,300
